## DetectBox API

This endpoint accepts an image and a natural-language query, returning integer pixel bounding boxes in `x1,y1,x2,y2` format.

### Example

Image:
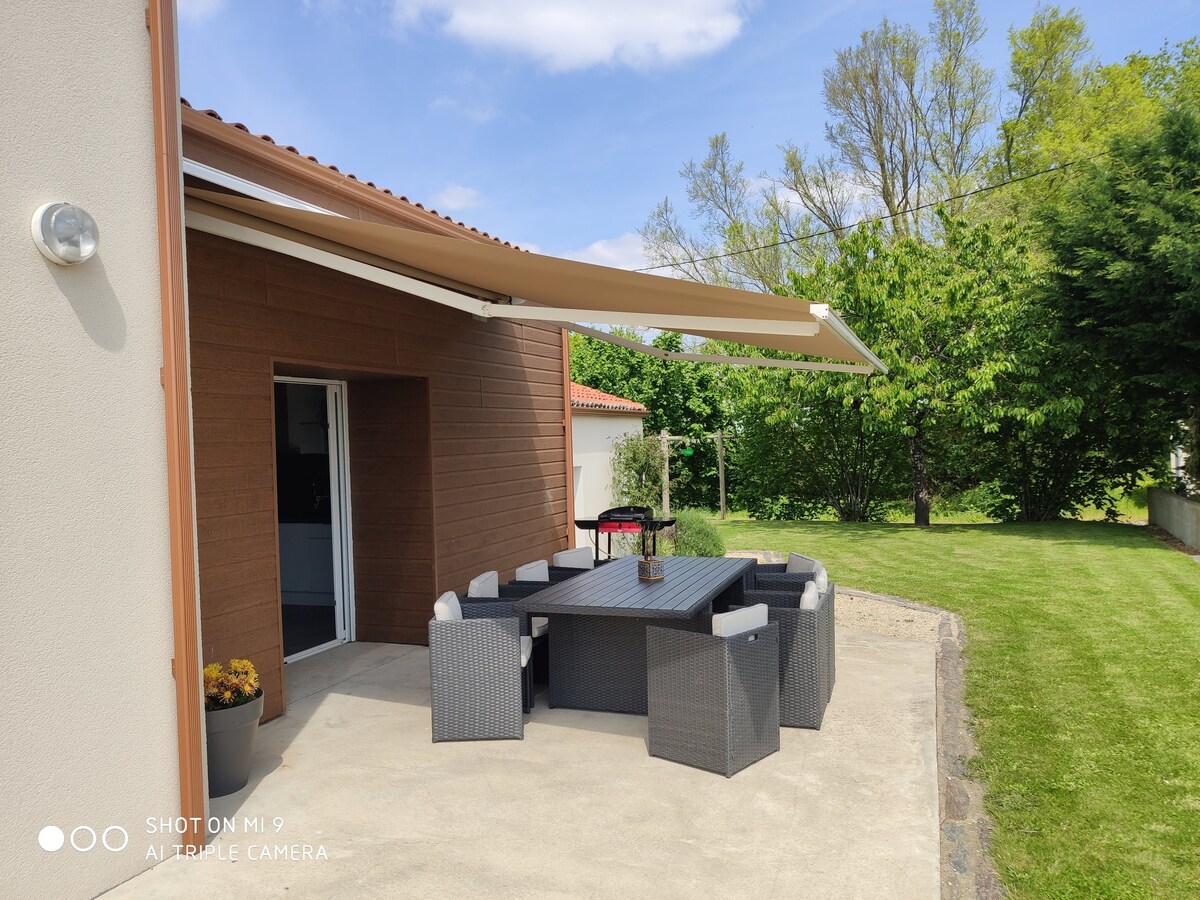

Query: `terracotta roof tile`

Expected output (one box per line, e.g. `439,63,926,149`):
570,382,649,414
180,98,521,249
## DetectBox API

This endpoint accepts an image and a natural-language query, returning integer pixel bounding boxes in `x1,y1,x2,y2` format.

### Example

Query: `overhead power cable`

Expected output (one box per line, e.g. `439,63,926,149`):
634,152,1109,274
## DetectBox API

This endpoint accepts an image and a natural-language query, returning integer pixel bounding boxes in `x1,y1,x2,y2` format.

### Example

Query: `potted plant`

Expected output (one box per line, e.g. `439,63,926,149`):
203,658,263,797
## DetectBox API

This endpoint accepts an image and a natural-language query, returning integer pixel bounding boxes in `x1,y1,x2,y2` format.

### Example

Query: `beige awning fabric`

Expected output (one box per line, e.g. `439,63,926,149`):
183,188,886,373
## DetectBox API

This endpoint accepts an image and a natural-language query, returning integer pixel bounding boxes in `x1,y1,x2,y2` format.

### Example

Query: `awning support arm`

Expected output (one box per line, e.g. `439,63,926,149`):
564,324,875,374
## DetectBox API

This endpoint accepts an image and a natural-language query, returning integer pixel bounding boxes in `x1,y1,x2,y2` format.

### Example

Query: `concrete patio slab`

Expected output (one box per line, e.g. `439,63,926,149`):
107,627,938,899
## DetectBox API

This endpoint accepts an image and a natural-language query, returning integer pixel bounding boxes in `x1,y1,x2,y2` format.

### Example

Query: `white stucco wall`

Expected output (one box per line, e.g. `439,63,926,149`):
0,3,181,897
571,411,646,551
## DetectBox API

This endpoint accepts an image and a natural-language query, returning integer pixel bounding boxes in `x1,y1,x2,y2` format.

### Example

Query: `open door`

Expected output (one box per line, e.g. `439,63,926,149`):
273,377,354,661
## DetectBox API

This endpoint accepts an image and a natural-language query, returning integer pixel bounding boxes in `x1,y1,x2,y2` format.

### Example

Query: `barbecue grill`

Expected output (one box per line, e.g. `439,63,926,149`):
575,506,675,562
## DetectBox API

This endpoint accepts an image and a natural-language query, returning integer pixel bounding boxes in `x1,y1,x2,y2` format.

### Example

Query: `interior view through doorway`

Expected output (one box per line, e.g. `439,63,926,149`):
274,377,354,661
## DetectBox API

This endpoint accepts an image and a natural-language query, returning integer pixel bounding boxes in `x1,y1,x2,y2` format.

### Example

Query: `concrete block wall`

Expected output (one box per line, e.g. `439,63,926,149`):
1148,487,1200,552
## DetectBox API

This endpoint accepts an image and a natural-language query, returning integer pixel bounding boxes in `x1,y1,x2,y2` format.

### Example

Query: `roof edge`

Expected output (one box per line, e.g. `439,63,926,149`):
180,100,522,249
570,382,650,415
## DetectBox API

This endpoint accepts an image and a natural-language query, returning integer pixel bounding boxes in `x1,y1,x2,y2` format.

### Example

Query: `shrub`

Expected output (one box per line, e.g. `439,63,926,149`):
662,509,725,557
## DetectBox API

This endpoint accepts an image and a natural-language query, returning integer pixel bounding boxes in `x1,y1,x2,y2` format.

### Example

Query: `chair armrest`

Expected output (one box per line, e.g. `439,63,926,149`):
743,588,803,609
754,571,817,592
459,598,517,618
459,598,533,636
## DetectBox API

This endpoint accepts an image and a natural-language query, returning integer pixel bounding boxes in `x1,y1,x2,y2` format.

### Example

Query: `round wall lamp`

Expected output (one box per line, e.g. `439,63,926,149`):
31,202,100,265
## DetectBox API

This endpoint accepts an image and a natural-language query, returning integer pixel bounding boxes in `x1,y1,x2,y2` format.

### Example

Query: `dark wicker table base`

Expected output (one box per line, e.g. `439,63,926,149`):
548,613,707,714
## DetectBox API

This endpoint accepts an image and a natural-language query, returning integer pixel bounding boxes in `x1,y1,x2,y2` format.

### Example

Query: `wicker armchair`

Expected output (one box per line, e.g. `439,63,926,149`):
745,553,835,606
429,592,532,742
733,582,834,729
647,605,780,777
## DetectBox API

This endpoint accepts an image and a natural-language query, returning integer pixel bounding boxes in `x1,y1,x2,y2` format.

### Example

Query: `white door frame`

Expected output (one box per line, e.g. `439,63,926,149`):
275,376,356,662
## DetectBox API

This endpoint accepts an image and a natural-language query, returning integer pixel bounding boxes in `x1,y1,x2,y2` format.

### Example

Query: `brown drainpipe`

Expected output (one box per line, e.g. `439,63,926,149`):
148,0,205,852
562,329,575,548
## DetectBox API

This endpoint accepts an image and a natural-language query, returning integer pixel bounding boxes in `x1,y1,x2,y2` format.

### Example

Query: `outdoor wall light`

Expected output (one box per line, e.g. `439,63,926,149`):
31,201,100,265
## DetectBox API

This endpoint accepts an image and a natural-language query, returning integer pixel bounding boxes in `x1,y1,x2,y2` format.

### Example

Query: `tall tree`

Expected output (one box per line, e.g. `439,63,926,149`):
1039,103,1200,484
644,0,998,286
790,212,1038,525
924,0,993,212
640,134,828,291
823,19,928,233
995,5,1092,180
979,21,1178,223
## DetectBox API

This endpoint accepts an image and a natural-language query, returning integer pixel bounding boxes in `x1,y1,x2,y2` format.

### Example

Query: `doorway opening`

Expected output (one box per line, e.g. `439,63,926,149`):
274,377,354,662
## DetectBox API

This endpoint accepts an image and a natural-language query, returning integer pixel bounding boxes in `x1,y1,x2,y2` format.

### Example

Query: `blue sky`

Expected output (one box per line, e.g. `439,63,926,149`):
178,0,1198,266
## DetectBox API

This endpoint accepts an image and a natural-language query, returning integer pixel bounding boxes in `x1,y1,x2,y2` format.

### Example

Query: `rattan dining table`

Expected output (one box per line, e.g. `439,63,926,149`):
513,555,754,714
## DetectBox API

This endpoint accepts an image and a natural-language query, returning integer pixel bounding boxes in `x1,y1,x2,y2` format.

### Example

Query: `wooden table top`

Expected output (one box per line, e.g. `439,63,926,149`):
512,555,753,619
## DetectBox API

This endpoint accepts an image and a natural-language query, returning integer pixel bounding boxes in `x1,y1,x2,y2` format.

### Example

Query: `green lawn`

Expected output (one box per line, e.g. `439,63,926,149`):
712,517,1200,898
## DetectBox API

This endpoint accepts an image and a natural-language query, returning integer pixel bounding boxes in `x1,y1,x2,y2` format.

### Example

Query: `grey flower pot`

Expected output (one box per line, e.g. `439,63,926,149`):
205,693,263,797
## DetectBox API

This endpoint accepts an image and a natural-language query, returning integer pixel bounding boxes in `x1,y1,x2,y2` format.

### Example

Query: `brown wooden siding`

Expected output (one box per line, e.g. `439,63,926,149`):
188,229,568,720
349,378,435,645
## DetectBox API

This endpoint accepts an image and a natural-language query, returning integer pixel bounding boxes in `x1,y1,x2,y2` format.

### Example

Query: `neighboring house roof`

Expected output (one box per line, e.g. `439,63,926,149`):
570,382,649,415
180,98,522,249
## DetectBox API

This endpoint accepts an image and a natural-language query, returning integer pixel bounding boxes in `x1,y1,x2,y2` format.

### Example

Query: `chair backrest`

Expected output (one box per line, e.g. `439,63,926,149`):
433,591,462,621
711,603,768,637
799,581,821,610
552,547,594,569
785,552,819,573
468,571,500,597
786,552,828,592
514,560,549,582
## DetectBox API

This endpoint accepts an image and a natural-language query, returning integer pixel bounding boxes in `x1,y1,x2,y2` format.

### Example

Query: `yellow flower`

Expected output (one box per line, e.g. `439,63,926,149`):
203,658,260,709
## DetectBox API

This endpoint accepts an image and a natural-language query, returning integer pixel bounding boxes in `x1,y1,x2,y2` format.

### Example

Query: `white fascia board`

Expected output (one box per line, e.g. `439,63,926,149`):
565,324,874,374
490,303,820,337
182,159,340,215
809,303,889,374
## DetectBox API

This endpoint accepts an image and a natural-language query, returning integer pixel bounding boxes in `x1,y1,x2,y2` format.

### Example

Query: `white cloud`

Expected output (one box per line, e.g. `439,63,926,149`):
432,182,484,211
178,0,227,23
391,0,746,71
562,232,649,270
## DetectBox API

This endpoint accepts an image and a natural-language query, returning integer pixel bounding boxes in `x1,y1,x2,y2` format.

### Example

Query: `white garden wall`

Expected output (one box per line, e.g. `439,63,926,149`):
571,412,645,551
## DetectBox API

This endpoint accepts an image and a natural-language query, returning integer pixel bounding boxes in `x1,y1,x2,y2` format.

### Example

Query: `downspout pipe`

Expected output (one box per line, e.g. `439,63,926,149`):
562,329,576,547
148,0,206,852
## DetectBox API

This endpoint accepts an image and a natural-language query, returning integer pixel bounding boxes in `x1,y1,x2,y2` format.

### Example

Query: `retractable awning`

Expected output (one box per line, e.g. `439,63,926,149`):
183,188,887,374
